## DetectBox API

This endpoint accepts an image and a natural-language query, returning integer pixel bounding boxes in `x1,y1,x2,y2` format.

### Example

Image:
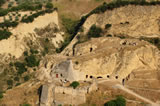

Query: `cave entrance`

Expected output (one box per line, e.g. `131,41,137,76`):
97,76,102,79
107,75,110,78
86,75,88,78
90,47,93,52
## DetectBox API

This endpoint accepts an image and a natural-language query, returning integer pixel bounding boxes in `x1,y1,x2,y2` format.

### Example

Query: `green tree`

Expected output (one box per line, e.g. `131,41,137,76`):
104,96,126,106
105,24,112,29
7,80,13,86
14,62,27,75
45,2,53,9
25,55,39,67
87,24,102,38
70,81,80,89
24,75,30,81
14,76,19,81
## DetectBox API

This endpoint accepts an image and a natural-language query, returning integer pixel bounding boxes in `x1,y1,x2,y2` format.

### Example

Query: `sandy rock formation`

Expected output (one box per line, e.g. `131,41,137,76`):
71,37,160,80
83,5,160,38
0,11,63,60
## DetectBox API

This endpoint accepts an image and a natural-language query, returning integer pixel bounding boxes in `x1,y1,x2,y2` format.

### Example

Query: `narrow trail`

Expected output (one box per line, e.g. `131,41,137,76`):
126,86,160,92
114,84,159,106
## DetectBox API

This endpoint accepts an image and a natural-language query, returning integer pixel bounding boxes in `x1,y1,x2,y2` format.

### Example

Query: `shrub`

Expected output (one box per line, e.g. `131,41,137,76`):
0,21,18,28
15,83,21,86
9,62,13,66
0,9,8,16
7,86,12,90
104,96,126,106
18,14,21,17
45,2,53,9
70,81,80,89
21,9,53,23
36,3,43,10
14,76,19,81
23,51,28,56
7,80,13,86
8,3,13,8
0,29,12,40
24,75,30,81
87,24,102,38
15,16,19,21
14,62,27,75
9,16,12,21
25,55,39,67
115,96,126,106
30,48,38,54
105,24,112,29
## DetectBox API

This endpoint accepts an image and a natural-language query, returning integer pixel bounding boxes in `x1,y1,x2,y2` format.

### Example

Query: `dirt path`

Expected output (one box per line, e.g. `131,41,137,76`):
126,86,160,92
114,84,159,106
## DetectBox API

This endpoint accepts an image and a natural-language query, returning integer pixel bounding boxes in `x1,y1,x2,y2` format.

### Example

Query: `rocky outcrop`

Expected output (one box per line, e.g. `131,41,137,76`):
72,37,160,80
0,11,63,61
83,5,160,38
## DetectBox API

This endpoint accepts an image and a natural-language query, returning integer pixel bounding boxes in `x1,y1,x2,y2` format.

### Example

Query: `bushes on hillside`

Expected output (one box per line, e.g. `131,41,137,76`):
14,62,27,75
104,96,126,106
0,0,6,7
87,24,102,38
0,2,44,17
25,55,39,67
0,9,8,16
21,9,54,23
45,2,53,9
0,29,12,40
105,24,112,29
24,75,30,81
0,20,18,28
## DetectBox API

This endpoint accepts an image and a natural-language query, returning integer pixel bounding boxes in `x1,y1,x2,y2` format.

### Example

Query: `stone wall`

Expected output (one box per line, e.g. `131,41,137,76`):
40,81,98,106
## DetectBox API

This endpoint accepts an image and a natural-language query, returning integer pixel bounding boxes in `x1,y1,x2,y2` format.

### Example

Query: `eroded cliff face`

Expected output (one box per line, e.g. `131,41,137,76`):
83,5,160,38
0,11,63,61
72,37,160,80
